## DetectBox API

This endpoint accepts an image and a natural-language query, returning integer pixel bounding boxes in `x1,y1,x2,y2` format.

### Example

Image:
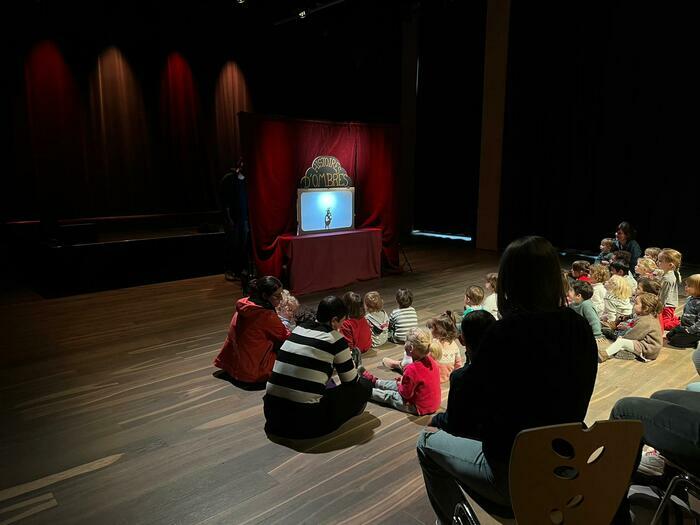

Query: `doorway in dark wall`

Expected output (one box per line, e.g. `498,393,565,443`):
413,0,487,237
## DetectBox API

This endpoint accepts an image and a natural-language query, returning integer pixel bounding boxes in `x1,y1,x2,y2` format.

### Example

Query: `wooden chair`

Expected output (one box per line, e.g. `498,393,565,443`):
453,420,643,524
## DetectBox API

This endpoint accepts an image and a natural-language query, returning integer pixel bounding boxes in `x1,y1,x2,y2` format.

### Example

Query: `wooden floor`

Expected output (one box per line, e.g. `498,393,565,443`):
1,243,697,525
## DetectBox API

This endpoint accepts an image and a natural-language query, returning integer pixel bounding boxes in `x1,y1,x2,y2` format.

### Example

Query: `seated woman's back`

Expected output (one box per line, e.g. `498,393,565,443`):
457,308,597,464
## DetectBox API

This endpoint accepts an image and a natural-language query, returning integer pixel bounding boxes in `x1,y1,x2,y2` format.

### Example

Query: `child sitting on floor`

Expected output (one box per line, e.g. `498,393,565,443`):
602,275,633,324
596,237,616,265
428,311,462,382
570,260,592,282
666,274,700,348
569,281,603,339
364,291,389,348
388,288,418,343
463,285,485,317
431,309,496,430
340,291,372,354
657,248,683,330
589,264,609,317
635,258,658,281
362,328,441,415
383,312,462,382
482,272,499,319
602,278,661,340
276,290,300,331
598,293,663,362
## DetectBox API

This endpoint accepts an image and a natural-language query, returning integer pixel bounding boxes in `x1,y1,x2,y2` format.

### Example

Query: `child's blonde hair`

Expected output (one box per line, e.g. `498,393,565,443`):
658,248,682,285
464,285,485,305
636,292,662,316
427,311,458,343
590,264,610,284
685,274,700,295
276,290,300,319
572,260,591,276
601,238,615,250
485,272,498,292
406,327,442,361
607,275,632,300
636,258,658,277
363,291,384,312
645,247,662,260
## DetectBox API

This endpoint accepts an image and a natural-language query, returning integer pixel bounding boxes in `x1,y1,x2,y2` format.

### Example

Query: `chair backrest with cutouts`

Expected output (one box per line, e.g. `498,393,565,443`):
508,420,643,525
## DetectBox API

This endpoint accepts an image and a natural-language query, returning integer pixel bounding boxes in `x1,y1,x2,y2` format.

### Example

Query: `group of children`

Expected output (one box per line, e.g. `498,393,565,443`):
274,274,501,416
567,242,700,363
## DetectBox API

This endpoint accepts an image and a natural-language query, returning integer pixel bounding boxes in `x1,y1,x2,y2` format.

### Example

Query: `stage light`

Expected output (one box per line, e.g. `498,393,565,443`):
298,10,307,18
236,0,245,4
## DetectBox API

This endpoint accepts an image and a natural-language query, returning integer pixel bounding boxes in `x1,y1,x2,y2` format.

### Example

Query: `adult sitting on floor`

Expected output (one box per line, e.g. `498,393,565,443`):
214,276,290,389
416,236,598,524
263,296,372,439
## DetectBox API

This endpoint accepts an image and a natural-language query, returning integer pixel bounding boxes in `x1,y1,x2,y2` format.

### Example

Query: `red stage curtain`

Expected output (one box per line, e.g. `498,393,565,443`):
240,114,399,279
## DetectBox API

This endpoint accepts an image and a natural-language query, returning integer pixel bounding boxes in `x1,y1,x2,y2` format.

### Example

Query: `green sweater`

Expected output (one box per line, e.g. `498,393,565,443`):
569,300,602,338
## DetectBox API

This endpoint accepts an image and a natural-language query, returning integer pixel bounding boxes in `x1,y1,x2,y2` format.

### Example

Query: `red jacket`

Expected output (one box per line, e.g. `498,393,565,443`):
398,355,442,415
340,317,372,353
214,297,290,383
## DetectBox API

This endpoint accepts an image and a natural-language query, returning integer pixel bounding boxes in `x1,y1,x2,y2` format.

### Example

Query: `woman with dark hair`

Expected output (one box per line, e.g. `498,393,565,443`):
614,221,642,271
417,236,598,523
214,276,290,388
263,296,372,439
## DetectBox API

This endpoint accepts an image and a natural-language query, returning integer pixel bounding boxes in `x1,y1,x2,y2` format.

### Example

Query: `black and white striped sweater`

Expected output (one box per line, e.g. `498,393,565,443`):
266,324,358,404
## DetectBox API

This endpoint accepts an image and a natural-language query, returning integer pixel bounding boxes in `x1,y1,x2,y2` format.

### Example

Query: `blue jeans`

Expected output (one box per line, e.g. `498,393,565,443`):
416,429,510,524
371,379,417,414
610,389,700,474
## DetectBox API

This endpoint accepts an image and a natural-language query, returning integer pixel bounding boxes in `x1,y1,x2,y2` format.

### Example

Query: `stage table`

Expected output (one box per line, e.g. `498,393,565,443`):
277,228,382,295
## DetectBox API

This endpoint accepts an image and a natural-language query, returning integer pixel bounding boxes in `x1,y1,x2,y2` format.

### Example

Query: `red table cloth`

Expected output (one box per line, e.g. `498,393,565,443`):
277,228,382,296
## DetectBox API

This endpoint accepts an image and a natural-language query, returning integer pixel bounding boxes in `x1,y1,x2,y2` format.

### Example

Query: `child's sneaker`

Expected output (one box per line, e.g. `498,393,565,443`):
357,366,377,386
637,447,665,477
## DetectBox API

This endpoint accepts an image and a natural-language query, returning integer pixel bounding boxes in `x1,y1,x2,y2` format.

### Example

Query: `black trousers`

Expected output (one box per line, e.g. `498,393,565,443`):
264,378,372,439
666,327,700,349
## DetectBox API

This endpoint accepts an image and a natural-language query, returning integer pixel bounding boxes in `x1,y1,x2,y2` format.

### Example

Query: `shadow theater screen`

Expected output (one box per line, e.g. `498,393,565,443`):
297,188,355,235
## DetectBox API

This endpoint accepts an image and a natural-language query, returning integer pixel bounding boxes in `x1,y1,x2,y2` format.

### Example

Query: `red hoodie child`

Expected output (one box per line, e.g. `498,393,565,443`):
214,297,290,383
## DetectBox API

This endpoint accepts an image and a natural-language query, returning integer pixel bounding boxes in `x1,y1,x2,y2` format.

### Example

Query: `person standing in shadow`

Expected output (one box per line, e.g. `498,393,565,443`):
220,157,251,285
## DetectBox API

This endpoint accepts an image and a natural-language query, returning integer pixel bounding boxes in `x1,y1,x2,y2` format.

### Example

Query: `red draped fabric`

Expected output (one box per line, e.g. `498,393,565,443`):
240,114,400,279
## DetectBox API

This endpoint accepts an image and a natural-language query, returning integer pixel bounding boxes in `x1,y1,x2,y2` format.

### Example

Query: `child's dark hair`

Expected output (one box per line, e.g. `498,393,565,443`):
248,276,282,304
396,288,413,308
617,221,637,241
610,260,630,275
612,250,632,266
294,305,317,328
461,310,496,360
316,296,348,324
427,311,458,343
572,280,594,300
464,285,485,305
342,291,365,319
572,260,591,276
637,277,661,295
498,236,567,315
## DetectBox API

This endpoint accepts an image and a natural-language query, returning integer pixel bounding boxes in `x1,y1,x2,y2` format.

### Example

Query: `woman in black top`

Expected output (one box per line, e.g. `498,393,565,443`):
417,236,598,524
613,221,642,271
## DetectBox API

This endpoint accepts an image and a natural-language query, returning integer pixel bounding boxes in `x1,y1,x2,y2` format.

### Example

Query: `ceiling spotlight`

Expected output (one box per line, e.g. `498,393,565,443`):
298,10,307,18
236,0,245,4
